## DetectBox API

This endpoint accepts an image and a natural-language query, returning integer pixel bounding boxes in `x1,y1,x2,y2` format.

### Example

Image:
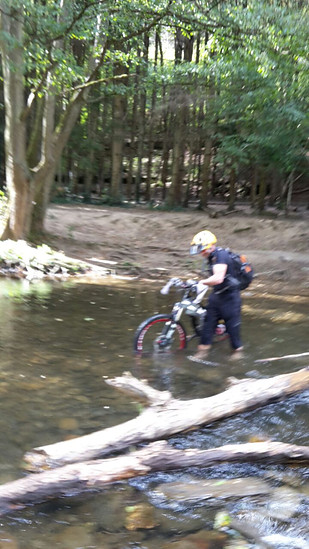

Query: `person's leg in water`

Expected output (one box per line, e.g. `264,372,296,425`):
220,292,243,359
193,293,219,360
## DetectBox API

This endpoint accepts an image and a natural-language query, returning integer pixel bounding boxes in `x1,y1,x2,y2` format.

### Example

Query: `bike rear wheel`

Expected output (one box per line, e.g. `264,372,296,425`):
134,314,187,355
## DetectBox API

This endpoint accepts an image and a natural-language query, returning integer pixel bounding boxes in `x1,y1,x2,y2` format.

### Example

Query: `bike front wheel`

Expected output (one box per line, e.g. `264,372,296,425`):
134,314,187,355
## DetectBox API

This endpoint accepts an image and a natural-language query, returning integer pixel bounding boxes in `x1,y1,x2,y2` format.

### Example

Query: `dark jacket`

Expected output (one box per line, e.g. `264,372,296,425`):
208,247,240,294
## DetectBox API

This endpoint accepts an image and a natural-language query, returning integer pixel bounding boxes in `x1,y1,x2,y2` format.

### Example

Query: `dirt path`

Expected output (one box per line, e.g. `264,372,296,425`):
46,204,309,294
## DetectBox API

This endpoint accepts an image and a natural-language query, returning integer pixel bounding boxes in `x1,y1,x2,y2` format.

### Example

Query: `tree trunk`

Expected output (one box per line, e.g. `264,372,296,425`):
166,33,194,209
26,97,44,169
24,367,309,471
98,98,111,196
250,164,258,209
182,149,194,207
285,170,295,215
1,5,108,240
145,32,159,203
135,36,149,203
126,74,138,201
227,166,236,211
0,440,307,516
0,5,33,239
200,83,215,209
257,168,267,212
110,60,127,203
160,99,170,201
84,91,99,202
267,169,280,207
200,134,212,209
30,80,58,236
27,0,67,236
166,102,185,207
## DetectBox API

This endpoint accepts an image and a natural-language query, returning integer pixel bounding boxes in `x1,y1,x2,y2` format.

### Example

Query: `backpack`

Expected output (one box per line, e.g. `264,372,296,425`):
227,250,254,290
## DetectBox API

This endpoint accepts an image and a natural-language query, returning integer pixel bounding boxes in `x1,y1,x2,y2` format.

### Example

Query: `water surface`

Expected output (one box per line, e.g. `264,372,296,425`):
0,278,308,548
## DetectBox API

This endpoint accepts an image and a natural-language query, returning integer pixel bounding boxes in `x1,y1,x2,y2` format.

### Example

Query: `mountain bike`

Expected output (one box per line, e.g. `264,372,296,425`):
133,278,226,356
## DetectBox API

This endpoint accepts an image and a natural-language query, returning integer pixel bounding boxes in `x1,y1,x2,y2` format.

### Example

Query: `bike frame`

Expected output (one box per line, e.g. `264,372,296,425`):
134,278,227,354
161,279,208,343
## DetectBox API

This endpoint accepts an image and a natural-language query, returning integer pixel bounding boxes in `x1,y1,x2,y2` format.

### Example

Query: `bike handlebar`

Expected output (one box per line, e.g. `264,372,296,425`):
160,278,181,295
160,277,201,295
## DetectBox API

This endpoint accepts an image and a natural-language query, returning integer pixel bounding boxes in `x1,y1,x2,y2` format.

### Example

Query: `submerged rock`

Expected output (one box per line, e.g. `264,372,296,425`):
264,469,304,488
125,503,159,531
161,529,228,549
154,477,272,502
229,508,309,549
261,533,309,548
55,525,94,548
265,486,302,521
58,417,79,431
0,533,19,548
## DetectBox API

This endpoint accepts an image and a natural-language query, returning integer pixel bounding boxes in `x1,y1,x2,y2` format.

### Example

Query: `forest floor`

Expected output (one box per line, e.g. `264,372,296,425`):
45,202,309,295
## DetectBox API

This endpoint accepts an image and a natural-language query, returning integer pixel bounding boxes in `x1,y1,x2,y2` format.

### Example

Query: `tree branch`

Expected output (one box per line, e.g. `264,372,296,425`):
24,367,309,472
0,440,307,516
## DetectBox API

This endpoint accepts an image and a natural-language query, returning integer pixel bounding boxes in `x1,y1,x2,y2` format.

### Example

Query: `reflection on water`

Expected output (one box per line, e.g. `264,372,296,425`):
0,278,308,548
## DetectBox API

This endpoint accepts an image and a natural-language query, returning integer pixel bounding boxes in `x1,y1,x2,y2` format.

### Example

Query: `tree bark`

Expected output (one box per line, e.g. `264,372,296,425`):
83,88,100,202
165,29,188,208
126,74,139,201
110,59,127,203
166,101,185,207
145,32,159,203
227,166,237,211
257,167,267,212
200,73,216,209
24,368,309,472
30,9,106,235
0,440,308,516
0,5,33,239
135,36,149,203
0,4,108,239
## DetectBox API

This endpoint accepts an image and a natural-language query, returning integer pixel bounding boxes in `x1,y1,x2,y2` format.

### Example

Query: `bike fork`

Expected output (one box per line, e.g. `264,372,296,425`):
162,321,177,342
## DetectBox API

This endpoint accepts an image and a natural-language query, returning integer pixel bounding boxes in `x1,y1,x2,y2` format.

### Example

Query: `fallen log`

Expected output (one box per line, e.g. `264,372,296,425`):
255,352,309,363
1,441,309,516
24,367,309,471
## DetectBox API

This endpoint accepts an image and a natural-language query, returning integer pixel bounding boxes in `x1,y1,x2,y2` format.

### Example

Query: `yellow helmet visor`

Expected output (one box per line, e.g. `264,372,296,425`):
190,243,205,255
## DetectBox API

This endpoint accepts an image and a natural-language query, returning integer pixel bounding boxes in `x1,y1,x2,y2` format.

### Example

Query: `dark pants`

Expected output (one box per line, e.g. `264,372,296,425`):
201,290,242,350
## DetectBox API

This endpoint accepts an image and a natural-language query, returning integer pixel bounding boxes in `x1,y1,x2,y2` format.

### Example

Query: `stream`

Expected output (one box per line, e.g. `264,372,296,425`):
0,276,308,549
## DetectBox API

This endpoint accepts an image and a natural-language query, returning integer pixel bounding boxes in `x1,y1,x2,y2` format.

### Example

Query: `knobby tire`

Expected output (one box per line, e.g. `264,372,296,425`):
134,314,187,355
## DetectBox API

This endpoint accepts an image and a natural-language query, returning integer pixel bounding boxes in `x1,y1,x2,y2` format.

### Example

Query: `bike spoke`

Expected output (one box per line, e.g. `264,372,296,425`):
134,316,186,356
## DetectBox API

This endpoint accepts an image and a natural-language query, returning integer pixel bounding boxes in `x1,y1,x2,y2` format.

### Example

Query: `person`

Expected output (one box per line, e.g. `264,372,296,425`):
190,230,243,361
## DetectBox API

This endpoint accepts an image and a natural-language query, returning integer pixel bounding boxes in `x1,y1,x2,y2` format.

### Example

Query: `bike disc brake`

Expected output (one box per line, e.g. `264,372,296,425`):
153,335,173,352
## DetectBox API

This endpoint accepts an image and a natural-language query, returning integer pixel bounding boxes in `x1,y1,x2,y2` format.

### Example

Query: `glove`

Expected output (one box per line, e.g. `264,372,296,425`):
160,283,171,295
160,278,181,295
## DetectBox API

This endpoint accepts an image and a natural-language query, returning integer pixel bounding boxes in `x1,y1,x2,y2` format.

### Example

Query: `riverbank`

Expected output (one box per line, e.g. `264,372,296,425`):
45,203,309,295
